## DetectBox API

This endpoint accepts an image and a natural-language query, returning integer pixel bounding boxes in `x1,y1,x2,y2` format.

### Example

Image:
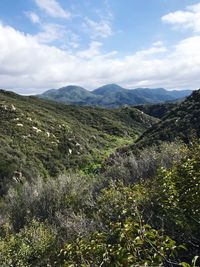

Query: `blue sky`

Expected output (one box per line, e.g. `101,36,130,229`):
0,0,200,93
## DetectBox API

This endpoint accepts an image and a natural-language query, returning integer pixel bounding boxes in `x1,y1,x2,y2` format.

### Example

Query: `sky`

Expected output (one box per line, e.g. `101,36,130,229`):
0,0,200,94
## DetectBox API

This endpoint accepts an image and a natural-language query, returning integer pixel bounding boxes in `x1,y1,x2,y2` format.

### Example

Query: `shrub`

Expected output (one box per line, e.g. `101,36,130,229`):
103,141,187,184
58,183,179,266
5,173,97,237
144,143,200,263
0,219,57,267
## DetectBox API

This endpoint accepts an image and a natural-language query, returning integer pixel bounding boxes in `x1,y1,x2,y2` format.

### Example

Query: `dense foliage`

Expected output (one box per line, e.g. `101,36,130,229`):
0,220,57,267
58,184,179,267
0,89,200,266
0,142,199,266
135,90,200,147
145,144,200,260
135,102,177,119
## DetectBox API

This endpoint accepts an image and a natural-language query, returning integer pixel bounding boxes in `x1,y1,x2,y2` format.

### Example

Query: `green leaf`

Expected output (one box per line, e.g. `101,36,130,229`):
180,262,191,267
192,256,199,267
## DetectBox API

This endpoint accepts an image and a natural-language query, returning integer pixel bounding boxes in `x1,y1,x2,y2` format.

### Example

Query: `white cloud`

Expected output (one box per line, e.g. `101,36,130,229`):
134,45,167,57
26,11,40,24
68,33,80,49
32,23,80,49
24,10,77,47
153,41,164,47
83,18,112,38
35,0,71,19
34,23,67,44
0,22,200,94
162,2,200,32
77,41,103,58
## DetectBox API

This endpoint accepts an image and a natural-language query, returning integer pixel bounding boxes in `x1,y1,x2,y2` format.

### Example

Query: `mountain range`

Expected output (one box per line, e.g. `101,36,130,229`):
39,84,192,107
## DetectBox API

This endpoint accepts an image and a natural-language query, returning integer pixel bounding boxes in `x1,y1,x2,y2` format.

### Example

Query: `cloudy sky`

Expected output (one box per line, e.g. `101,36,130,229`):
0,0,200,94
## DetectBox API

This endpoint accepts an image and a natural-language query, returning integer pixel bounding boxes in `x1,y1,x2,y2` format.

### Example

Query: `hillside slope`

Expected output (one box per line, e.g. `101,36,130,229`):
39,84,192,107
104,89,200,166
134,102,177,119
135,89,200,148
0,90,157,194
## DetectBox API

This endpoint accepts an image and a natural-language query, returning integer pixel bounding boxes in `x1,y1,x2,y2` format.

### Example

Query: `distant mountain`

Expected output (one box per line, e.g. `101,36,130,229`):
40,85,96,104
92,84,125,95
39,84,192,107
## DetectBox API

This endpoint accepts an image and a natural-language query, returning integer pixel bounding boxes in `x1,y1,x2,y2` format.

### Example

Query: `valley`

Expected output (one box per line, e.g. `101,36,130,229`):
0,89,157,195
0,88,200,267
1,1,200,266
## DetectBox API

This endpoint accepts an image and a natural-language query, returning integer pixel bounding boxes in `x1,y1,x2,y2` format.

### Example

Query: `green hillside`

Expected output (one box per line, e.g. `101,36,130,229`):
0,89,200,267
0,89,157,195
134,102,177,118
136,89,200,147
103,89,200,182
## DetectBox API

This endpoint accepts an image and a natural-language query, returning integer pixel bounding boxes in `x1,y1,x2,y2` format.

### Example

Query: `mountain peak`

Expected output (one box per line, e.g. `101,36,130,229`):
38,85,93,103
59,85,87,92
93,84,125,95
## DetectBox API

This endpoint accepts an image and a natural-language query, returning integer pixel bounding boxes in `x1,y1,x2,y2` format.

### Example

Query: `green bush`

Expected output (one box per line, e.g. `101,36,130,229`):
103,141,187,184
0,220,57,267
59,221,178,267
5,173,96,232
144,143,200,263
58,183,179,266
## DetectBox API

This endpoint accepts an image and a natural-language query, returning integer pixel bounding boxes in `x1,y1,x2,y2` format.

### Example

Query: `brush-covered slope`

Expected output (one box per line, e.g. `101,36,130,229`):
134,102,177,119
0,89,157,195
102,89,200,184
39,84,192,107
135,89,200,147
